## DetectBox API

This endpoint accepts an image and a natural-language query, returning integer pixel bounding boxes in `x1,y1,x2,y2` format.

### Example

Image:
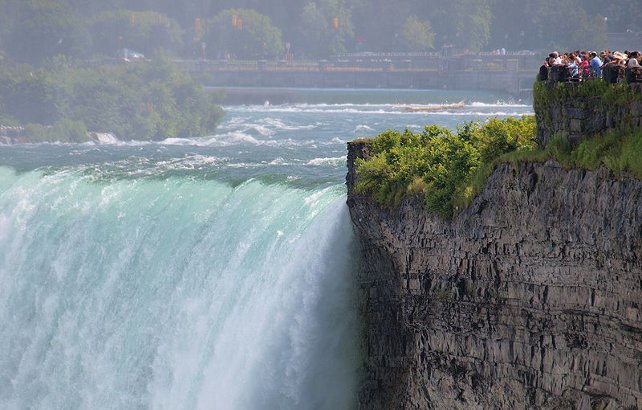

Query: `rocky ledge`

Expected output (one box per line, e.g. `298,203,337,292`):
347,141,642,409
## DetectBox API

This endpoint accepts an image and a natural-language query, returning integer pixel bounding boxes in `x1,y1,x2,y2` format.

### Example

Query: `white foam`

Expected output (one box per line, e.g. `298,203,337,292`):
90,133,121,144
354,124,374,132
469,101,531,107
306,156,347,166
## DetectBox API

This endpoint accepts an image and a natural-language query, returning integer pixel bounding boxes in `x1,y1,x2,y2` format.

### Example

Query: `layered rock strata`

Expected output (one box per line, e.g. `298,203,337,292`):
347,141,642,409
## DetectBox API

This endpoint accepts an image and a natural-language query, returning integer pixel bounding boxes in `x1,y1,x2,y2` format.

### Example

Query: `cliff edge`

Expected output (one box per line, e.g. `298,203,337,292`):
347,141,642,409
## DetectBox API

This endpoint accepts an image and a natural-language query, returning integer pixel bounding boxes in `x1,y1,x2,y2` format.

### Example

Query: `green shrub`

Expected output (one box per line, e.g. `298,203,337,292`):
355,116,537,218
471,116,536,164
551,130,642,179
24,119,89,142
547,134,573,165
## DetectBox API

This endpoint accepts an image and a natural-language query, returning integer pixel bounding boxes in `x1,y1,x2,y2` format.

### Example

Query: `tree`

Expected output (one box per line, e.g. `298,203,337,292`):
585,0,642,33
400,16,435,51
297,3,326,57
526,0,595,51
0,67,59,124
351,0,413,52
204,9,284,59
6,0,89,65
295,0,354,57
449,0,492,51
89,10,183,57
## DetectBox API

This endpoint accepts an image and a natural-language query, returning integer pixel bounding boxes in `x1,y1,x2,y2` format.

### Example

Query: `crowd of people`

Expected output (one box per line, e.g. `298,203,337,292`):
539,49,642,82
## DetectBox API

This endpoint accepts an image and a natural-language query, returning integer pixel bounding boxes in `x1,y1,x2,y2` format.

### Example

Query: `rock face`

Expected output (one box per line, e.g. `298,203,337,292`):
534,82,642,148
347,141,642,409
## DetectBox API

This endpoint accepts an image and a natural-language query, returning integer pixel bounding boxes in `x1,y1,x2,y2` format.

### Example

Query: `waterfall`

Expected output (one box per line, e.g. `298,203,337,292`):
0,166,360,409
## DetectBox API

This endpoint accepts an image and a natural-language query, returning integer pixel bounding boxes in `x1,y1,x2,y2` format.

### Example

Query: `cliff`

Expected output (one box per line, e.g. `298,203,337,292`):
347,142,642,409
534,81,642,148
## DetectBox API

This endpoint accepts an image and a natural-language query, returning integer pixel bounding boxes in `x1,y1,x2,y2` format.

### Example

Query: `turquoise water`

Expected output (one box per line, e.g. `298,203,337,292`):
0,89,532,409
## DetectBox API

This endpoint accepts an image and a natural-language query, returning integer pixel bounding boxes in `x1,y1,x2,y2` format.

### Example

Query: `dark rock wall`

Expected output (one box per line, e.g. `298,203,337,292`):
535,83,642,148
347,141,642,409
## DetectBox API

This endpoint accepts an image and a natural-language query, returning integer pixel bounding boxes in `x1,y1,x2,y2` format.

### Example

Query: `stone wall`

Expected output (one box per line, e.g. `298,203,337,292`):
347,140,642,409
534,81,642,148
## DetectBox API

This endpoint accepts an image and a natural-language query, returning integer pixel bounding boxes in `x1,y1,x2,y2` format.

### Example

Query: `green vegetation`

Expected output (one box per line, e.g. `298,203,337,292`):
356,112,642,219
4,1,90,66
354,116,537,217
0,56,224,141
24,120,88,143
547,131,642,178
89,10,183,58
1,0,638,64
204,9,285,59
400,16,435,51
296,0,354,57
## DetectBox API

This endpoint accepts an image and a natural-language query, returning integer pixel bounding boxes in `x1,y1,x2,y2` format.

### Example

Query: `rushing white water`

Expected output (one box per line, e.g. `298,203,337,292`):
0,167,360,410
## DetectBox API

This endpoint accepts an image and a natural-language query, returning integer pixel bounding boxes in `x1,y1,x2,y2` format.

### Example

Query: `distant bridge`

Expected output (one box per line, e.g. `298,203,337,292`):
176,52,539,98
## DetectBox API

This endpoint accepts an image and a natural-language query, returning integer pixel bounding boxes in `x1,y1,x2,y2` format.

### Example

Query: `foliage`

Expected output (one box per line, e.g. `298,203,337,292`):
4,0,90,65
25,119,88,143
400,16,435,51
204,9,284,59
434,288,451,300
355,116,537,217
296,0,354,57
547,131,642,179
89,10,183,57
452,0,492,52
0,57,224,141
488,0,603,51
470,116,537,163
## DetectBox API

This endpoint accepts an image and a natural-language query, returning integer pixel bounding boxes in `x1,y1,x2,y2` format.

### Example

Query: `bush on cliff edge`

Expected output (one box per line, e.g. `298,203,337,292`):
354,116,537,217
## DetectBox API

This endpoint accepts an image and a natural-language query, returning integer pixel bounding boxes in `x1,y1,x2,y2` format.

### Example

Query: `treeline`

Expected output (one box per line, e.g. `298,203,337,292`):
1,0,641,65
0,56,224,141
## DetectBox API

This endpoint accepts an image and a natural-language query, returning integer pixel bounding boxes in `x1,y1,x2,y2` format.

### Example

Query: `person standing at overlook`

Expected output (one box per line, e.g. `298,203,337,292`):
539,57,550,81
580,53,590,78
566,53,579,78
550,51,562,65
589,52,603,77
